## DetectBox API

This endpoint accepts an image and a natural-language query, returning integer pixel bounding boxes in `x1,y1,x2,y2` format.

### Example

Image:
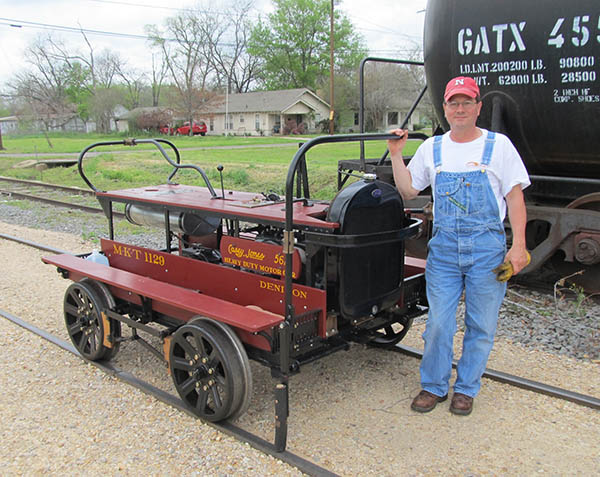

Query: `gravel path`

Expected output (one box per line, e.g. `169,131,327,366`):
1,200,599,475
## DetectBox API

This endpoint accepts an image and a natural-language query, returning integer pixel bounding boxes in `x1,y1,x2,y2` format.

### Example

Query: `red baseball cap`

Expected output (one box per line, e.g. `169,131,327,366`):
444,76,480,102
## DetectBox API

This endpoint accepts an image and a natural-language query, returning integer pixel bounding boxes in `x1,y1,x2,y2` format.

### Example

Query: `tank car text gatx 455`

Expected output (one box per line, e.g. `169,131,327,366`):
43,136,427,451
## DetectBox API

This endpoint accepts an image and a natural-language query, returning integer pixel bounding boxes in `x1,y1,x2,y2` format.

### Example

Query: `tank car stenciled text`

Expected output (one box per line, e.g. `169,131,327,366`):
456,13,599,101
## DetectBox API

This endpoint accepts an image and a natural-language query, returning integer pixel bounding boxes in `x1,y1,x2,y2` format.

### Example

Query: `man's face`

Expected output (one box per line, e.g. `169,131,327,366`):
443,94,482,131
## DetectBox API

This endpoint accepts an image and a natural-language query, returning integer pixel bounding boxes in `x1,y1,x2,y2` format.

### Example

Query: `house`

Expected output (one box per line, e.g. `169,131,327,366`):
338,95,429,134
207,88,330,136
0,105,128,134
0,116,19,134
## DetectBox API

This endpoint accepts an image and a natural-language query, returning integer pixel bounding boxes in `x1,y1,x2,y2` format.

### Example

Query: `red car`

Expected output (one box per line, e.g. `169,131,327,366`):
176,121,207,136
159,125,175,135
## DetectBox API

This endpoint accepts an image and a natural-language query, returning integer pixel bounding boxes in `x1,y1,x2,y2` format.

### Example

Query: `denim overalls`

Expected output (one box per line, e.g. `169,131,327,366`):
421,131,507,398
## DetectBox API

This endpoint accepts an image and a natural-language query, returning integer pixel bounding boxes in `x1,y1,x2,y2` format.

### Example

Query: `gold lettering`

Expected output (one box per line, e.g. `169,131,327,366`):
113,244,123,256
292,289,308,299
227,244,244,258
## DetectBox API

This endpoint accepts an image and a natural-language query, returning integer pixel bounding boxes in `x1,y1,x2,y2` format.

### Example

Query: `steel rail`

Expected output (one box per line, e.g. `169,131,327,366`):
0,233,70,255
0,188,125,218
0,308,339,477
388,344,600,410
0,176,95,195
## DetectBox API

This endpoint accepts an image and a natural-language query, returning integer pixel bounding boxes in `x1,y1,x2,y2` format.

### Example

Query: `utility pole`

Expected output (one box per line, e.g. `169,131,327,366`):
0,124,4,150
328,0,335,135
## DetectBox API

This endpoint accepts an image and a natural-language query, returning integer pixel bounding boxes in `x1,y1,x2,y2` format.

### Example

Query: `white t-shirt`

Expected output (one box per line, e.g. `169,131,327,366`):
407,129,530,220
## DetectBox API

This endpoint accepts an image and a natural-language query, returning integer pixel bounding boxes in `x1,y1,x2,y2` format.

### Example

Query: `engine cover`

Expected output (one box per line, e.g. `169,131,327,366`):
327,180,406,320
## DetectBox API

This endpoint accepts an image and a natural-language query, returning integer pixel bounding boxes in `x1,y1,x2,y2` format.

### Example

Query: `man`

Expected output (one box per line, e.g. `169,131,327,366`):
388,76,530,415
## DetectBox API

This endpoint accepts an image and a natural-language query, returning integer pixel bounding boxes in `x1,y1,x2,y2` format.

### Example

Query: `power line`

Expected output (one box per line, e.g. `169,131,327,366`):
0,18,151,41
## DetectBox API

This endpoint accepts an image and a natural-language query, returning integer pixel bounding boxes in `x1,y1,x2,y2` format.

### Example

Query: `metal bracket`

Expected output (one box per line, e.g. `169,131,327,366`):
283,230,294,254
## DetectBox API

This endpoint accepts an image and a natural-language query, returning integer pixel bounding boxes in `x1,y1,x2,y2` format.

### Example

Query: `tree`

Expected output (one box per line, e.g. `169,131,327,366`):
208,1,260,93
147,9,220,135
361,62,432,132
7,36,80,135
248,0,367,90
149,52,169,107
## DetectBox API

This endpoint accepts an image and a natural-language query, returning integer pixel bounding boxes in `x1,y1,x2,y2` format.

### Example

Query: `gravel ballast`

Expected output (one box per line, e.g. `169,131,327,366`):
1,201,599,475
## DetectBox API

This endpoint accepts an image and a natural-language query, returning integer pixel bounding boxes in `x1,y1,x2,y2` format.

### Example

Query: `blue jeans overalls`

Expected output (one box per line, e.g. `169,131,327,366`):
421,131,507,398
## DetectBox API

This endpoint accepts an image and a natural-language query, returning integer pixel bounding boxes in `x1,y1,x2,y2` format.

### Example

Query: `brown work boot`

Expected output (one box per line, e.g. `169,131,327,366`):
411,390,448,413
450,393,474,415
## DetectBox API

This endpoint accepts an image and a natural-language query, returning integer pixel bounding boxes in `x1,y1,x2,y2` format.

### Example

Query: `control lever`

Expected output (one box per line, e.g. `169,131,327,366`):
217,164,225,198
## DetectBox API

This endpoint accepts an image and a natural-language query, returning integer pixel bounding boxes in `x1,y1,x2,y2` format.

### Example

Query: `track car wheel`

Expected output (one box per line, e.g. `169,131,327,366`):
81,279,121,360
63,280,114,361
169,321,245,422
372,316,414,346
190,317,253,421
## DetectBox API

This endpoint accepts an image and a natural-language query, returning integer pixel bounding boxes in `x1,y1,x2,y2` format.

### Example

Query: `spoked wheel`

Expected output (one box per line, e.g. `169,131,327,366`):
169,321,245,422
371,316,414,346
63,279,121,361
190,317,253,420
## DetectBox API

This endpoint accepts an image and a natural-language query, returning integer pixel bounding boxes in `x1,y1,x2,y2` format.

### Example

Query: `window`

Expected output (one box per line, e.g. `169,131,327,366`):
239,115,244,123
388,112,399,124
354,112,359,126
209,117,214,132
255,114,260,131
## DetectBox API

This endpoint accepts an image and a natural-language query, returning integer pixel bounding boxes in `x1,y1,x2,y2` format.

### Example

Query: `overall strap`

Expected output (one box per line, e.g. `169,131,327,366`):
481,130,496,166
433,134,443,171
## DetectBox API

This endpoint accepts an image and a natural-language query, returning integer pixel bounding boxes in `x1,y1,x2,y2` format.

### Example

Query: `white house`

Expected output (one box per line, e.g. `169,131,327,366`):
206,88,330,136
0,116,19,133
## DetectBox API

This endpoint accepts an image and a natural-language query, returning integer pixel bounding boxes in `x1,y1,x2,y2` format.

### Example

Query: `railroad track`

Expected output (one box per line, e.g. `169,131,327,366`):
2,233,598,475
0,176,124,217
0,307,337,477
2,232,598,413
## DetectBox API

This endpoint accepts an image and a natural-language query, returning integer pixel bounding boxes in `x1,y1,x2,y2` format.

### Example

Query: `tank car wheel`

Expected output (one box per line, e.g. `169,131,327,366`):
189,317,253,421
371,316,414,346
63,279,119,361
566,192,600,212
169,321,245,422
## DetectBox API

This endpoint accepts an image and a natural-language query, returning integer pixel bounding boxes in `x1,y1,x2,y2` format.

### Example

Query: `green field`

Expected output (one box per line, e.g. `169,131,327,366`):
0,132,421,200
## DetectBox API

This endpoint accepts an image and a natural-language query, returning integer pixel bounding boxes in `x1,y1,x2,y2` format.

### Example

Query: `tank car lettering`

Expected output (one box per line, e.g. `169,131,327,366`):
459,63,489,74
474,27,491,55
571,15,590,47
498,74,531,86
578,94,600,103
548,15,599,49
561,70,597,83
548,18,566,48
459,22,526,56
560,56,595,69
458,28,473,55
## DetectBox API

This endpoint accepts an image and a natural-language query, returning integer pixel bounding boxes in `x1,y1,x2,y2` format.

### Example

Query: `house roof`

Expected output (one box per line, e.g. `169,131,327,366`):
212,88,329,114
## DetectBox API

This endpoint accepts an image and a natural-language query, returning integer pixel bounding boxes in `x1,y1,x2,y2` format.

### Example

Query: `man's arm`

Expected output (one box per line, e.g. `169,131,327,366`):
387,129,420,201
504,184,529,274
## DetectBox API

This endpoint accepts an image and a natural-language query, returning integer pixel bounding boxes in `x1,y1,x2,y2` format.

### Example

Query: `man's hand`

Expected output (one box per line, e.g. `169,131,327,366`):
505,247,531,275
387,128,409,157
493,250,530,282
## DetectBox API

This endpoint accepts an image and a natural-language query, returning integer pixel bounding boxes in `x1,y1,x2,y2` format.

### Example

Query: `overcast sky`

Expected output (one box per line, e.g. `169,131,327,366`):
0,0,427,87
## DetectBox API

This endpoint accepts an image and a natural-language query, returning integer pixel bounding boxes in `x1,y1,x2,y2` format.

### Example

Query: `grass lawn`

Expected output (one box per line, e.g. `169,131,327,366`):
0,132,303,155
0,132,422,200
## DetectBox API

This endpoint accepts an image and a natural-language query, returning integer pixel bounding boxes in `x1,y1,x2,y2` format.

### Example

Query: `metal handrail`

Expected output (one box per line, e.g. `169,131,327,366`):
77,138,217,197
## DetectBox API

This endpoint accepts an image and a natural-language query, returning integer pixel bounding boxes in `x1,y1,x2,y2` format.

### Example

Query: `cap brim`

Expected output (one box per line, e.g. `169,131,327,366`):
444,88,478,102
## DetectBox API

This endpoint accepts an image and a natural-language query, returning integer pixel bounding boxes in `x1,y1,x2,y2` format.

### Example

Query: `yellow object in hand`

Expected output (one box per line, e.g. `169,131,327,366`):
493,251,531,282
